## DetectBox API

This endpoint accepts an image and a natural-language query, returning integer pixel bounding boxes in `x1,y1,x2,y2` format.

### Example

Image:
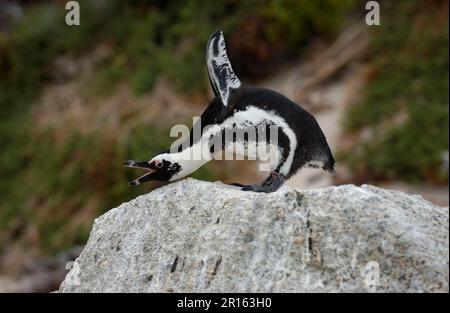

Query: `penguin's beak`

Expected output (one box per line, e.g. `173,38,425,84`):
128,171,158,186
123,160,153,170
123,160,157,186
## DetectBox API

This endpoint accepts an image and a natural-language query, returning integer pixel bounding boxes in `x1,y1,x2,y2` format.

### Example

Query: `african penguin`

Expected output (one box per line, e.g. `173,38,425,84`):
124,30,335,193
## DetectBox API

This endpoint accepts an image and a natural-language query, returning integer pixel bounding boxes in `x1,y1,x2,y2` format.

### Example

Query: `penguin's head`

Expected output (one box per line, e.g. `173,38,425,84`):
125,153,181,186
147,154,179,179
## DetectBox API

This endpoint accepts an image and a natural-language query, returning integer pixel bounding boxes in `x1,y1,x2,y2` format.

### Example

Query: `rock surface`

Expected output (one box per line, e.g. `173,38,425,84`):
59,178,449,292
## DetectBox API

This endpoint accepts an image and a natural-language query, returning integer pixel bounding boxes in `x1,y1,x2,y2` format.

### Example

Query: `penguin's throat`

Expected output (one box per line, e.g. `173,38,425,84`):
168,150,210,181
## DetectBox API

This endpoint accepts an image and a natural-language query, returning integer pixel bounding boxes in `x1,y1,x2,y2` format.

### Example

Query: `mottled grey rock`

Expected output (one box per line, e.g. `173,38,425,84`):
59,178,449,292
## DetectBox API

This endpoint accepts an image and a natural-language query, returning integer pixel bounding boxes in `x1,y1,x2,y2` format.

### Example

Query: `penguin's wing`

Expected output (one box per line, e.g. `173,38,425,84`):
206,30,241,108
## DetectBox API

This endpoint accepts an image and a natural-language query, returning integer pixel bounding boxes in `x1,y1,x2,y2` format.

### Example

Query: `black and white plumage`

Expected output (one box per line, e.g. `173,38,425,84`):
124,30,335,193
206,31,241,108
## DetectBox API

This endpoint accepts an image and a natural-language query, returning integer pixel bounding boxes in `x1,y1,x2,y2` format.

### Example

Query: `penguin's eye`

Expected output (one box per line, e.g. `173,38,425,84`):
156,161,164,169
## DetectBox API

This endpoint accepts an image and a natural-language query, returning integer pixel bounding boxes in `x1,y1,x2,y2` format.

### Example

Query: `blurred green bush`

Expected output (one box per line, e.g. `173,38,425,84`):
343,0,449,183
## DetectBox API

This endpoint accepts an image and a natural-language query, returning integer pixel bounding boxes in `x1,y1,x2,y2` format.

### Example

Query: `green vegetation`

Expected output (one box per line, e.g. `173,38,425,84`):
2,0,446,271
0,0,353,263
343,0,449,183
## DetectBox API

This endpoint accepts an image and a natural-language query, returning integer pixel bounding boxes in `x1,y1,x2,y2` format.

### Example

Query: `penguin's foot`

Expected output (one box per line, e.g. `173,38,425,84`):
233,172,285,193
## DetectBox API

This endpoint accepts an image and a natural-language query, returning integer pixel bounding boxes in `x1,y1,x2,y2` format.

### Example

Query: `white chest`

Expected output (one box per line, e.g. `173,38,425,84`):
171,106,298,179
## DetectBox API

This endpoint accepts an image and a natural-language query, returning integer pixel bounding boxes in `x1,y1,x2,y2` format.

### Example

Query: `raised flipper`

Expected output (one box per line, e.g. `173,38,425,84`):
231,171,285,193
206,30,241,108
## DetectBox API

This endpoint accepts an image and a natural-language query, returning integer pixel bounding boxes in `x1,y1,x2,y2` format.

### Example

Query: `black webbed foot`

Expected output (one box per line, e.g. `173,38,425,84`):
232,172,285,193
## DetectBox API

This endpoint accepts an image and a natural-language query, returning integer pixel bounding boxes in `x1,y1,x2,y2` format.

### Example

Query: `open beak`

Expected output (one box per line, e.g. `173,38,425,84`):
123,160,152,170
123,160,156,186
